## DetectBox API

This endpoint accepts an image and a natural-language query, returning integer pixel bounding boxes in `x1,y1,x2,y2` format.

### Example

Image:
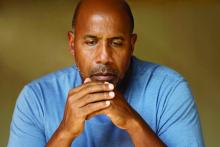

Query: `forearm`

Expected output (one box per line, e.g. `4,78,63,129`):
127,115,166,147
46,124,76,147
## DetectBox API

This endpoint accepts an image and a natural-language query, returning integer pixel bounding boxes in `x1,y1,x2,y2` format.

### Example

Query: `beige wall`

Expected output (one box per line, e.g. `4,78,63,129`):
1,0,220,146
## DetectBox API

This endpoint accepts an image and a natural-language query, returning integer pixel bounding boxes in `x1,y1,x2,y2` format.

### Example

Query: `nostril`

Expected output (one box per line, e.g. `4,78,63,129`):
95,53,112,64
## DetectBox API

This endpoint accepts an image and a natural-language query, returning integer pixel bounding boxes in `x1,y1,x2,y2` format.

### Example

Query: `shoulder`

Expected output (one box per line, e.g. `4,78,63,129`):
14,65,79,117
16,65,79,105
29,66,77,85
24,65,79,91
132,57,185,84
130,58,204,147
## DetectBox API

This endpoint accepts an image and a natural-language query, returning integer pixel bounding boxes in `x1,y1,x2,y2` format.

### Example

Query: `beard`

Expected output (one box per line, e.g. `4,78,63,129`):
88,64,120,86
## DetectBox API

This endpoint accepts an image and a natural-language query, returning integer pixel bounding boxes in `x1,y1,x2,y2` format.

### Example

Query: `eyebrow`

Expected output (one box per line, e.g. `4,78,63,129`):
110,37,125,41
83,35,98,40
83,35,125,40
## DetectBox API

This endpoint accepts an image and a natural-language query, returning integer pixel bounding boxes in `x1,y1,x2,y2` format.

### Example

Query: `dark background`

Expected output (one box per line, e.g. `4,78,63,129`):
1,0,220,146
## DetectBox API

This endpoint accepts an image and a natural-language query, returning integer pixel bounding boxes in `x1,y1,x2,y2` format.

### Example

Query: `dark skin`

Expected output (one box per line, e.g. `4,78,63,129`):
46,0,166,146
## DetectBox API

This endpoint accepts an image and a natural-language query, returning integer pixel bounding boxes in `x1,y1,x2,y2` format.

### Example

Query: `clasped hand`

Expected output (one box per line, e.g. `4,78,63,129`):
60,78,139,139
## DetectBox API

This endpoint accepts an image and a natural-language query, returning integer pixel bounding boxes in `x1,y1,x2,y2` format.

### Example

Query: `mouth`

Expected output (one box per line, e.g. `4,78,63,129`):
90,73,117,82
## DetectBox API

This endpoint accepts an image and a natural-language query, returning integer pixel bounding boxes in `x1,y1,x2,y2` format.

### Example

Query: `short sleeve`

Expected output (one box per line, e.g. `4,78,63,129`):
158,80,205,147
8,85,46,147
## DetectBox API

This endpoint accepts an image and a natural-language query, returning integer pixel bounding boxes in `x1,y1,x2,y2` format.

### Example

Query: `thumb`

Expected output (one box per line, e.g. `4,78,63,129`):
84,78,92,84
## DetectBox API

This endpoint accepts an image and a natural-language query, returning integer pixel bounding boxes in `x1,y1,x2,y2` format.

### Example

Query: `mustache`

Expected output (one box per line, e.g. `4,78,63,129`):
89,65,119,77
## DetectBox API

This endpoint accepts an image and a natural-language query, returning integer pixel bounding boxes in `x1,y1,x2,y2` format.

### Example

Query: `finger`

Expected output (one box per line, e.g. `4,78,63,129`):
69,80,103,94
69,81,113,94
86,110,104,120
68,81,109,98
70,82,114,101
81,101,111,117
77,91,115,107
81,82,114,94
84,78,92,84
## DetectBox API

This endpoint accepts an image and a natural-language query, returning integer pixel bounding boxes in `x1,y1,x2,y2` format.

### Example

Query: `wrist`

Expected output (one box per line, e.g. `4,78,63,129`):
47,122,78,147
57,121,78,141
125,115,166,147
126,114,143,135
46,126,75,147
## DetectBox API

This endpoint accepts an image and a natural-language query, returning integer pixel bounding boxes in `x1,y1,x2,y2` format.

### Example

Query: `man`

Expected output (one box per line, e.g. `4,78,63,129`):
8,0,204,146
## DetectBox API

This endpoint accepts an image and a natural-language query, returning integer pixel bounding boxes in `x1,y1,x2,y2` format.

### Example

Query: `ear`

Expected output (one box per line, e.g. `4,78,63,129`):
130,33,137,53
68,31,75,56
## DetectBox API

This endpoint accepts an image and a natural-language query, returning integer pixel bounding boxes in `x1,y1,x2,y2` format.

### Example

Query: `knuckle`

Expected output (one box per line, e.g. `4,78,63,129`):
104,92,109,99
85,84,93,92
86,103,93,110
68,89,76,95
88,102,102,110
85,94,91,100
103,84,109,91
67,94,76,102
101,101,107,107
67,93,72,98
67,96,73,103
89,93,96,101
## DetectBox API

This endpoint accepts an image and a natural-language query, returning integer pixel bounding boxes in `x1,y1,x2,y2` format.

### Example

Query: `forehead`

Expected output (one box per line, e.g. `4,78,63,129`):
75,7,131,37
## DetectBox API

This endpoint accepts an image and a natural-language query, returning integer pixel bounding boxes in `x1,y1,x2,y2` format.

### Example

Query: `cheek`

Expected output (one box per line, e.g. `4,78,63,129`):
113,49,132,78
74,46,93,77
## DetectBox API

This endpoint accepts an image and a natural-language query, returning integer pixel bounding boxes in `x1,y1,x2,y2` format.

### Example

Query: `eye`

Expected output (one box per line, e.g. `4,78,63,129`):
85,39,97,46
111,40,123,47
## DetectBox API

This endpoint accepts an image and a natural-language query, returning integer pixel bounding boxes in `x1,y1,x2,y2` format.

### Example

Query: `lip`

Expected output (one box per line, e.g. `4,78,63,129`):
91,75,116,81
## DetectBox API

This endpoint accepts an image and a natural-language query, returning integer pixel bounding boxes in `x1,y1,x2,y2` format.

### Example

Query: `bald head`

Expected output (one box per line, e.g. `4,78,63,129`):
68,0,137,85
72,0,134,33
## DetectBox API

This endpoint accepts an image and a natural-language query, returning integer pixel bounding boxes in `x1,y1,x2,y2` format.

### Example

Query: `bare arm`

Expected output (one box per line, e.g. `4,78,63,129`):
87,89,166,147
46,79,115,147
127,113,166,147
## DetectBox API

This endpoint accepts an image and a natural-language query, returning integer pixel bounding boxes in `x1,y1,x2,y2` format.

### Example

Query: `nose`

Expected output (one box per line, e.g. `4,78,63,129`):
95,41,113,65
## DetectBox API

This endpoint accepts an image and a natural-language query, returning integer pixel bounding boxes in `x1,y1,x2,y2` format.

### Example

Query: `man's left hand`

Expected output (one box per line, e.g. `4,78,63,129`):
87,88,140,131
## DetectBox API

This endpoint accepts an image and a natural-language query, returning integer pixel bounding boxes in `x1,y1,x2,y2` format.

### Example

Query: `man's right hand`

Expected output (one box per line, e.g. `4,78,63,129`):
46,78,115,147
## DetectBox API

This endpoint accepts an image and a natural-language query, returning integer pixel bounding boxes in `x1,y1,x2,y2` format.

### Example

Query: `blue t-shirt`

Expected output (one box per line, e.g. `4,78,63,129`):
8,57,204,147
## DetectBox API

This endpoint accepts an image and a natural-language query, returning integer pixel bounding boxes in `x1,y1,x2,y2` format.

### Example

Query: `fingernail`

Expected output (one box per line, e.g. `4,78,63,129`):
84,78,91,83
106,101,111,106
109,92,115,98
108,84,114,90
